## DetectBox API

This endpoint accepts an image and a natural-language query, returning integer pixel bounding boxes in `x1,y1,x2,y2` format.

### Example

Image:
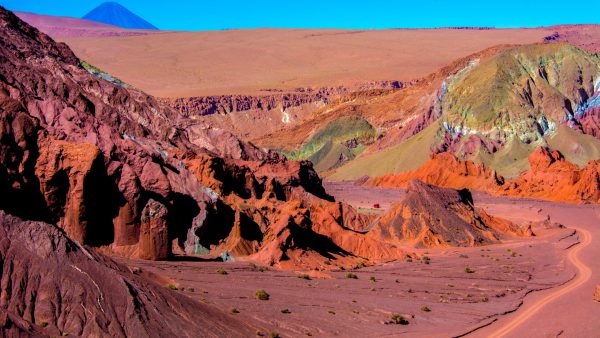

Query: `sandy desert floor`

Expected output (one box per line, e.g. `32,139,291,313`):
117,182,599,337
60,28,550,97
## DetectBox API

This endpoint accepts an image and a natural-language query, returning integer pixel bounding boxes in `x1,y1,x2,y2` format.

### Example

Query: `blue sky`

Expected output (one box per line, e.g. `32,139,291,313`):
1,0,599,31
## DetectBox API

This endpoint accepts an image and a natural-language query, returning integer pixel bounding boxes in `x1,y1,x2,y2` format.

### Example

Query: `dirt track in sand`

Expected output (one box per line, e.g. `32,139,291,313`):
487,228,591,337
462,197,600,338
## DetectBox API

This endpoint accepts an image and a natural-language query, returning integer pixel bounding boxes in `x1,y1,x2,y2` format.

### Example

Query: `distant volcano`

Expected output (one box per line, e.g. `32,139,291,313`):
82,2,158,30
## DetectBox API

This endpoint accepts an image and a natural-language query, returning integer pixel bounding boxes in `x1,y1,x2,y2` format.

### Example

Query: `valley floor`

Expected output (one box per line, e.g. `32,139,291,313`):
119,183,599,337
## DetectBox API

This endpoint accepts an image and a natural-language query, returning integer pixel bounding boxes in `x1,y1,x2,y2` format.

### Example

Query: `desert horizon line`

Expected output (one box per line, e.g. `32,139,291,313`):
10,9,600,32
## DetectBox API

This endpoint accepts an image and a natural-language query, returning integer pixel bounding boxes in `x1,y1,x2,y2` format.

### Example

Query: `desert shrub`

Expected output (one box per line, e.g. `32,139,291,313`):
345,272,358,279
39,321,48,328
421,305,431,312
369,276,377,283
216,268,228,275
255,289,270,300
230,308,240,314
281,309,291,314
465,267,475,273
165,284,178,290
390,313,409,325
297,273,311,280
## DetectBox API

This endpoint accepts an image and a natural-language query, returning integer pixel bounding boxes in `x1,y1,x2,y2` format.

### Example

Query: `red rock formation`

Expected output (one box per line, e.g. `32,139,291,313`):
368,180,530,248
366,147,600,204
502,147,600,203
0,211,256,337
1,7,406,270
594,285,600,302
184,152,406,269
138,199,170,260
0,7,265,260
365,153,504,192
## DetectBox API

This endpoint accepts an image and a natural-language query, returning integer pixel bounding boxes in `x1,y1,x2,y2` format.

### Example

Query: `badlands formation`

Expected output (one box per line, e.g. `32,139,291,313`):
0,3,599,337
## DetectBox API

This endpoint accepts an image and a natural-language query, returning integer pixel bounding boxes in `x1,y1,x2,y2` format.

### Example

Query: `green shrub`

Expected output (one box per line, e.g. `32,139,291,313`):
255,289,270,300
39,321,48,328
390,313,409,325
216,268,228,275
165,284,178,290
345,272,358,279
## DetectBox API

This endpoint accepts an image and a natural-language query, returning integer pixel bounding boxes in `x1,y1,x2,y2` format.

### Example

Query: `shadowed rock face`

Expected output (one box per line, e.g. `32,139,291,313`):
369,180,531,248
184,153,407,269
0,211,255,337
0,6,402,269
0,6,332,265
0,6,215,259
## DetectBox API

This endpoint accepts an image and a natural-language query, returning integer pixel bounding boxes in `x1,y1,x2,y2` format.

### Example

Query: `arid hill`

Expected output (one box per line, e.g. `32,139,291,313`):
0,211,256,337
368,180,531,248
365,153,504,191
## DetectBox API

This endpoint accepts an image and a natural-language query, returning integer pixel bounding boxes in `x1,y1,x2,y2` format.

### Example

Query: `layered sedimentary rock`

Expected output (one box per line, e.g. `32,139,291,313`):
162,82,403,117
368,180,531,248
